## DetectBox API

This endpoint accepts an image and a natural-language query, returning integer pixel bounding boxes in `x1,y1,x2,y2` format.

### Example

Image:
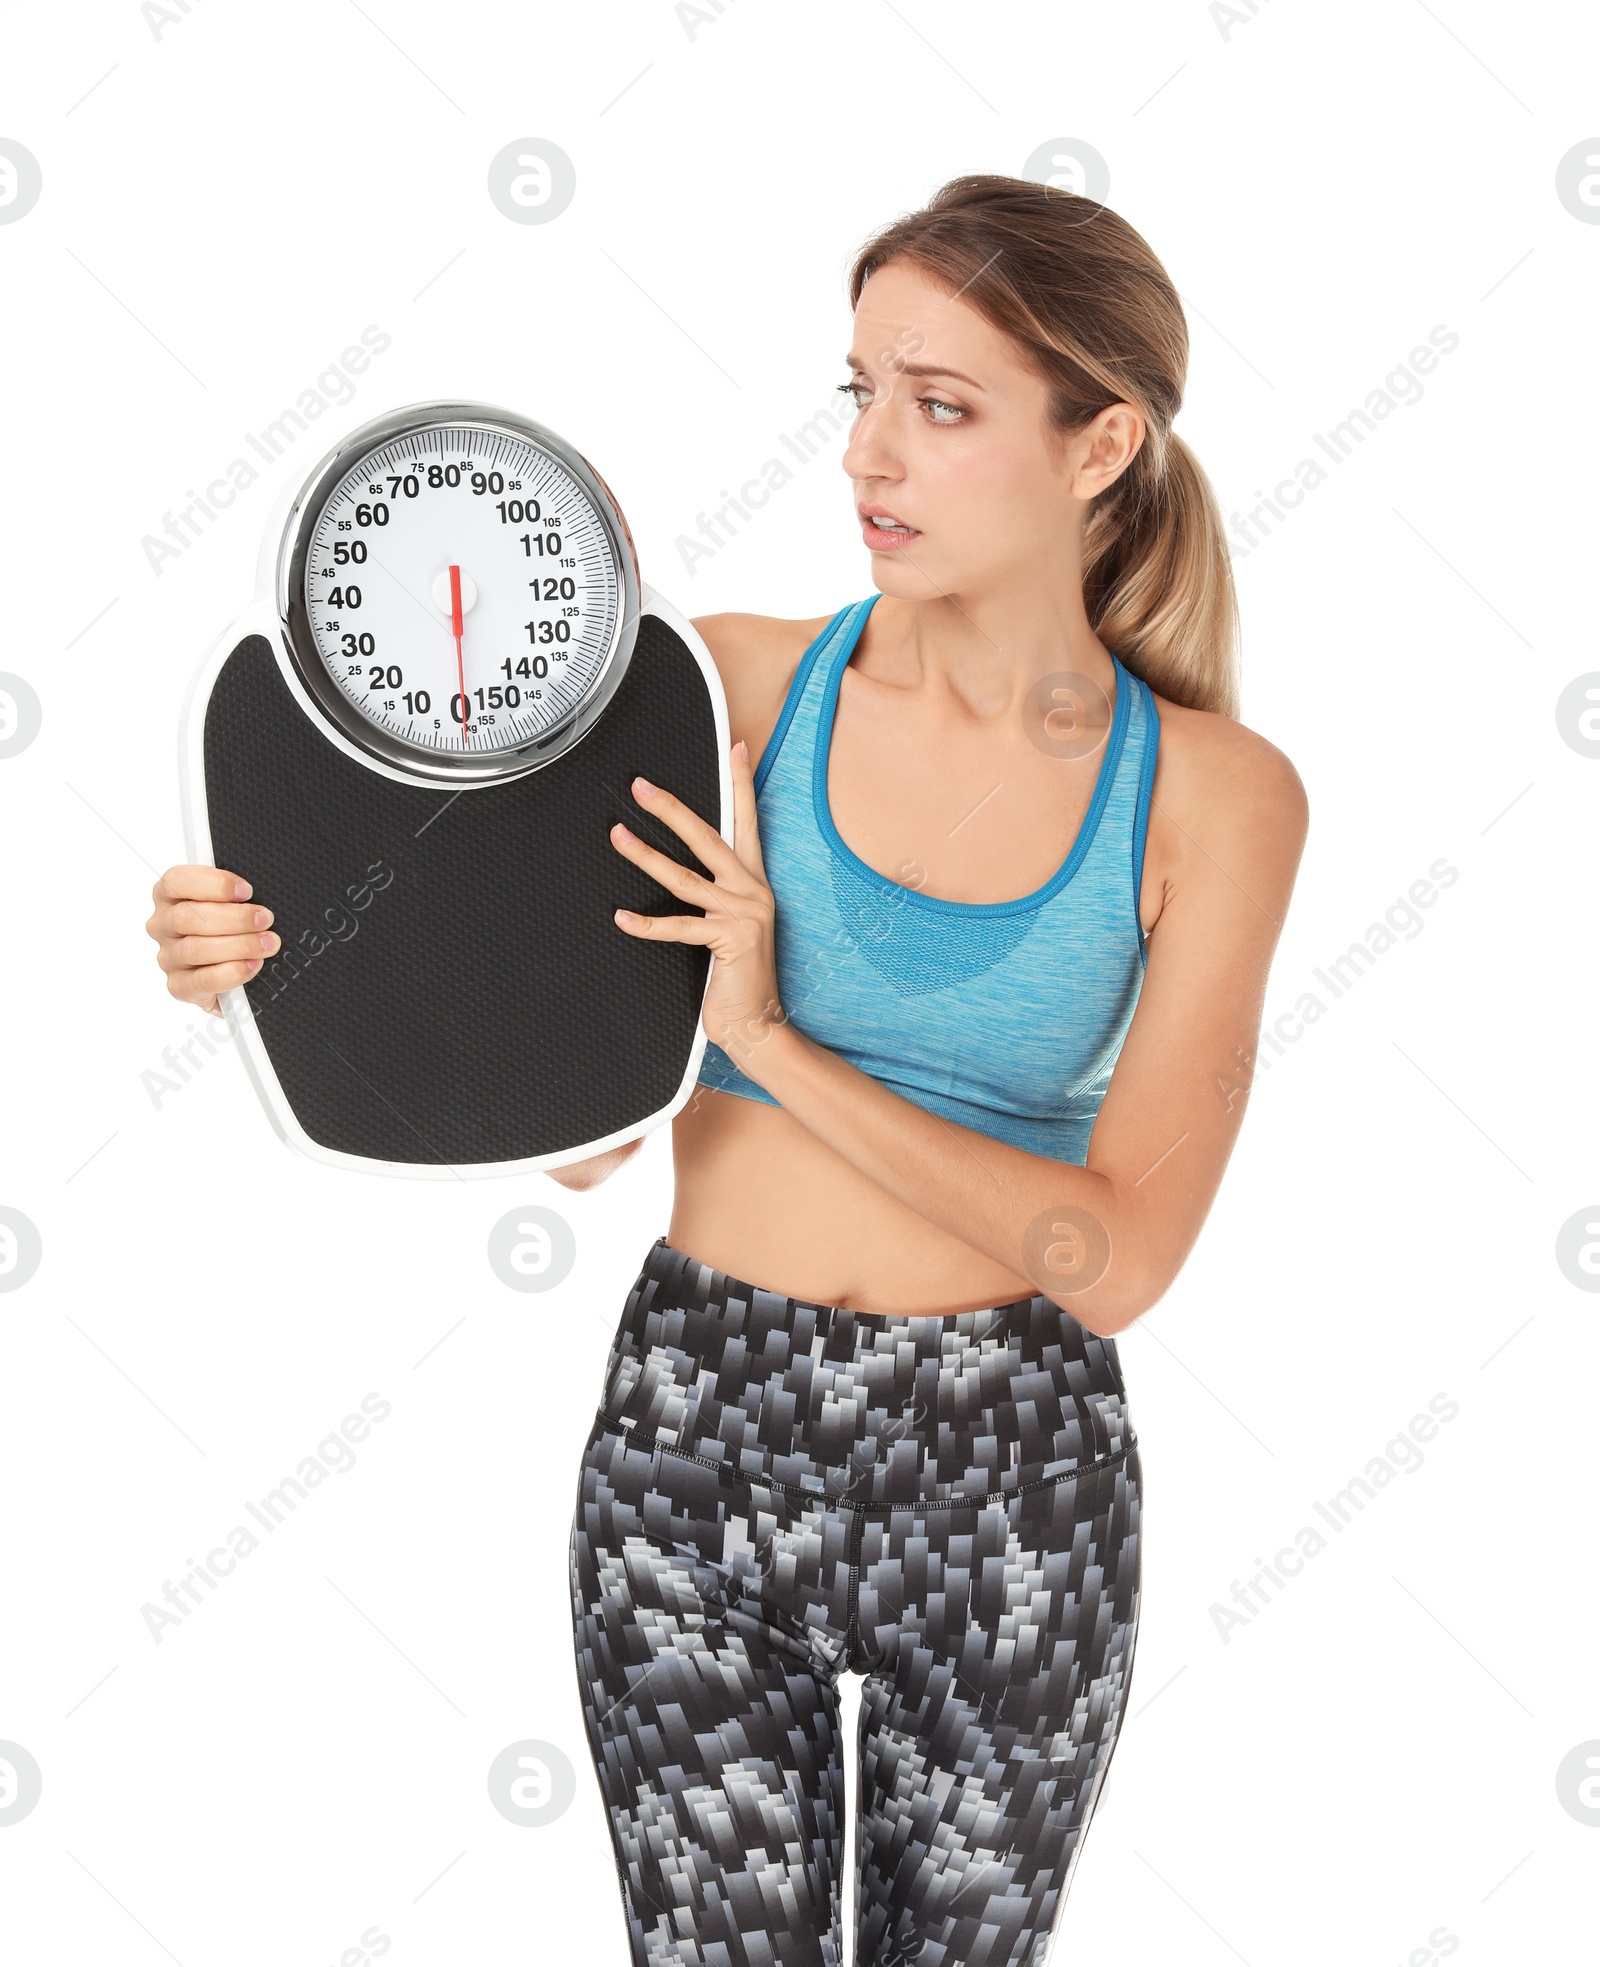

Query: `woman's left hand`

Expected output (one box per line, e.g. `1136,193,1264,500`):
608,739,786,1069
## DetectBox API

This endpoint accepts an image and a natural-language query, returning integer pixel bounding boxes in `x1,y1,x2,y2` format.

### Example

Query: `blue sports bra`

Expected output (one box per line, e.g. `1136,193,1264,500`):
696,594,1160,1165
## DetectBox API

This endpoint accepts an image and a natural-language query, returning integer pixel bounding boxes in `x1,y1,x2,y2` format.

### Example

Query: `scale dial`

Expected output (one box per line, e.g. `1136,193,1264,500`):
279,403,640,782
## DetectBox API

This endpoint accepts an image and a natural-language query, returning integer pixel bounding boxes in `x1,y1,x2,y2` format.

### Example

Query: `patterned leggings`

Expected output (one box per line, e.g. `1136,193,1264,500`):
569,1238,1142,1967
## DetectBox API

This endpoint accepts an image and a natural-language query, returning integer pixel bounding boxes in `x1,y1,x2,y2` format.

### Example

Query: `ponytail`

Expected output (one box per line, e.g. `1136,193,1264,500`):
1083,431,1240,719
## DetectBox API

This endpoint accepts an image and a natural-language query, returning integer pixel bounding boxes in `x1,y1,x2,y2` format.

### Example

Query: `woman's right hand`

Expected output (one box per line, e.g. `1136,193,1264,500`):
144,865,642,1188
145,865,280,1016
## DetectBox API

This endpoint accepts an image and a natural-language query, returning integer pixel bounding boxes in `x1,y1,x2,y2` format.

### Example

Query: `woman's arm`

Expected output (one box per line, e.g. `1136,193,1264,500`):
527,616,812,1190
614,713,1309,1335
545,1138,645,1191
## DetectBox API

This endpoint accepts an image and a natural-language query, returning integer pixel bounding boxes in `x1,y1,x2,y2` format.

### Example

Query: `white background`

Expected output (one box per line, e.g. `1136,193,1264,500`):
2,2,1597,1962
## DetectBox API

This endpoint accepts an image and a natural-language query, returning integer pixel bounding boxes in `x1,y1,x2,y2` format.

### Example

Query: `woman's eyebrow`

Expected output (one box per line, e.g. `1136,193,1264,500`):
843,352,986,390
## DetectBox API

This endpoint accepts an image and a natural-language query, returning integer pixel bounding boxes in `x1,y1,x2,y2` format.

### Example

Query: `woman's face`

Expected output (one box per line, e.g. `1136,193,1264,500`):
839,256,1143,604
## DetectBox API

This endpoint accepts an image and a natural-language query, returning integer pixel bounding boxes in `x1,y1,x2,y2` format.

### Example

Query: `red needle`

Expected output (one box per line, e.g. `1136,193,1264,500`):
449,563,468,747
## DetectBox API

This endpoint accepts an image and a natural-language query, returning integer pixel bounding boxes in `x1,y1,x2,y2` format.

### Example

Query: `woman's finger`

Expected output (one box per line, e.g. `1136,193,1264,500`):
612,908,720,945
151,865,254,906
153,898,274,941
628,774,747,884
168,957,263,1003
729,739,767,882
609,823,744,909
159,930,280,975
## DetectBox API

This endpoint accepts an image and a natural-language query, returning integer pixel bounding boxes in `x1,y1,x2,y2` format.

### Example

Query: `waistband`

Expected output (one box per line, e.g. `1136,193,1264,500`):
595,1237,1134,1505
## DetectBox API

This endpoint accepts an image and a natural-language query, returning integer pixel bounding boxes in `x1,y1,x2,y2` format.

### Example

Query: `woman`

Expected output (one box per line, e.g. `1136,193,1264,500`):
148,176,1307,1965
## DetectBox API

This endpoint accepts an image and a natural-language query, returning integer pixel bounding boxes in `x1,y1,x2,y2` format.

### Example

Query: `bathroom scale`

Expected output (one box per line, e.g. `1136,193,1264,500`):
180,400,732,1178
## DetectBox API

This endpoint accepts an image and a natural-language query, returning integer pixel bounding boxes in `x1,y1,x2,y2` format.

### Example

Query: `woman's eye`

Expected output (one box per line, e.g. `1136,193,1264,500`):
833,381,965,422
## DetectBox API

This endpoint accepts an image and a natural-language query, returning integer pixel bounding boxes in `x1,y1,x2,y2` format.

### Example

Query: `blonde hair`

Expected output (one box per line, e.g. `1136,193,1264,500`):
847,174,1241,719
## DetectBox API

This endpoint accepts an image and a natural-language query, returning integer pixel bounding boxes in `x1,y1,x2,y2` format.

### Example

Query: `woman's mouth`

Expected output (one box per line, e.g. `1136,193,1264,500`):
859,507,921,550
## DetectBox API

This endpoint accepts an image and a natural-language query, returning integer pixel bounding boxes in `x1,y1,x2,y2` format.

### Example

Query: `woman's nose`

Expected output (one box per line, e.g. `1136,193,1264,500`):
841,397,899,480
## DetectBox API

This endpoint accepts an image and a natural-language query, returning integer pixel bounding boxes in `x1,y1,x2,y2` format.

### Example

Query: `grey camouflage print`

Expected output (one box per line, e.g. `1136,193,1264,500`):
569,1238,1142,1966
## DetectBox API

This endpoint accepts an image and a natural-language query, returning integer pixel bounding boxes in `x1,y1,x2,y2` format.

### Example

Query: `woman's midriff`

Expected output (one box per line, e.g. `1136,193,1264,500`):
667,1085,1043,1318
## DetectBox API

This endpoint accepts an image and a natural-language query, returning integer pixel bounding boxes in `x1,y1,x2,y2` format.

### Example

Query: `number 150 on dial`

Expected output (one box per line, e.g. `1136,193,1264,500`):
279,408,634,782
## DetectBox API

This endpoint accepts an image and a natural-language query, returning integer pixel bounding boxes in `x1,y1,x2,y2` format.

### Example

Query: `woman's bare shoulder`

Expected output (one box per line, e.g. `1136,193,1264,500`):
1152,689,1305,806
1144,686,1310,908
690,611,837,760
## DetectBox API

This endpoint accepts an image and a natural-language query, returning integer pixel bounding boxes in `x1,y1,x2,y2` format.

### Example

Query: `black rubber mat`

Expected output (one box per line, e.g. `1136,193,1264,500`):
202,620,719,1164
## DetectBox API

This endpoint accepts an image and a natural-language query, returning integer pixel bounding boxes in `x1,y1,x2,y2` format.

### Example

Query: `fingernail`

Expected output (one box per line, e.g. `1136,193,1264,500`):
253,907,272,928
632,775,656,796
246,958,262,973
614,908,637,925
735,739,749,764
233,879,252,900
259,933,279,952
611,822,634,841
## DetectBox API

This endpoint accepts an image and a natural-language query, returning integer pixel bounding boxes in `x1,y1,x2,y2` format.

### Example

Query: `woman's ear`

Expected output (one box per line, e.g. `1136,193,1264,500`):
1072,402,1146,500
